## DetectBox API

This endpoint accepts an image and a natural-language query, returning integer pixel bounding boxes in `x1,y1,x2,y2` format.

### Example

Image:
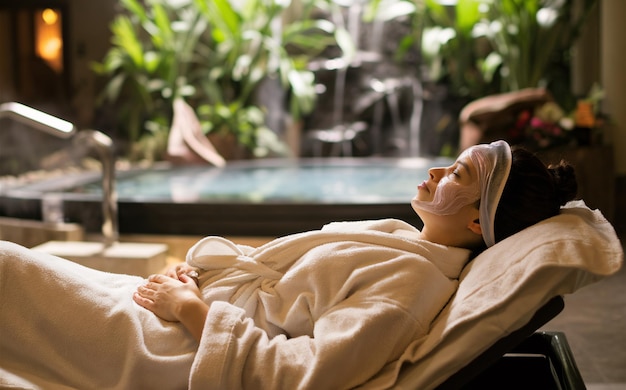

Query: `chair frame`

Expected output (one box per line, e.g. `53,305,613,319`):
436,296,586,389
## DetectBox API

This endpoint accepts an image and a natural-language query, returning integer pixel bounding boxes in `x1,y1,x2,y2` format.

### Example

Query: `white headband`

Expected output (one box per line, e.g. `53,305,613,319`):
466,140,512,247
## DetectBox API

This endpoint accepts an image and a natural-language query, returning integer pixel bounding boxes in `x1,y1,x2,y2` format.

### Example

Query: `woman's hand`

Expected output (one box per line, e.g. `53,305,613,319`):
163,262,200,285
133,273,204,322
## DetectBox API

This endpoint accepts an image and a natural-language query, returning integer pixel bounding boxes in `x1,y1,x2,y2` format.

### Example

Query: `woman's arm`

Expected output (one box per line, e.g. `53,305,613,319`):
133,273,208,342
190,298,422,389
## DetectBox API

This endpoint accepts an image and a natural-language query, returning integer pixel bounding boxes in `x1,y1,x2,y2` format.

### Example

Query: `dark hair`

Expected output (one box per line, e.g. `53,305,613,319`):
494,147,578,244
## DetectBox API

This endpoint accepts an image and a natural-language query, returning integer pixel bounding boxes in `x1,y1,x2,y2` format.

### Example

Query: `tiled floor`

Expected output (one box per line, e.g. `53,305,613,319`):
540,233,626,388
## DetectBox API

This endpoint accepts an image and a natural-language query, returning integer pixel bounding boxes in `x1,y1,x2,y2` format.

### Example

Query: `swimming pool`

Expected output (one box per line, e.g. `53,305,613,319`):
0,157,454,237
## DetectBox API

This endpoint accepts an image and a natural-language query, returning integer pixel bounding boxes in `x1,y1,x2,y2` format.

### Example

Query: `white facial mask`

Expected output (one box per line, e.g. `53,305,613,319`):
413,172,480,215
413,140,511,242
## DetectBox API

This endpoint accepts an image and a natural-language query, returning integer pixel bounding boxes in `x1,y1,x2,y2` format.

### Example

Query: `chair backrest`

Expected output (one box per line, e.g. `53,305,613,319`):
391,202,622,389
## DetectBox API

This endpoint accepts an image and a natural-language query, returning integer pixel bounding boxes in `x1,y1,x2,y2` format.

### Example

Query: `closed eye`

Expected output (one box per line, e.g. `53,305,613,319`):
448,165,462,179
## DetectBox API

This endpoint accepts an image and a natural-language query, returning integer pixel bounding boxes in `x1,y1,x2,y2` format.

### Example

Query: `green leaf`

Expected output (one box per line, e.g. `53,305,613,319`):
151,3,174,48
111,16,144,68
424,0,451,27
197,0,240,41
334,28,356,63
143,51,161,73
287,69,316,116
103,73,127,102
120,0,148,23
370,0,416,23
456,0,482,34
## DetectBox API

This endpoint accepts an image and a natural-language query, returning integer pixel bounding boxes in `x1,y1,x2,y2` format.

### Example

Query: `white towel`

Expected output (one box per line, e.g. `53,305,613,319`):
0,241,195,389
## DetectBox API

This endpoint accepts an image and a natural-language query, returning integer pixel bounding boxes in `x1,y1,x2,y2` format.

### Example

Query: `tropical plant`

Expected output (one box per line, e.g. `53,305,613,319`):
92,0,209,159
380,0,597,102
365,0,498,100
190,0,348,157
418,0,498,99
475,0,598,107
93,0,345,160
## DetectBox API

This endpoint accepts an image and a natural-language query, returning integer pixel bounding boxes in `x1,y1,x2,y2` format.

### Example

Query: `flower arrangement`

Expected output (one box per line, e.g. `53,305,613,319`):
508,85,605,150
508,101,575,150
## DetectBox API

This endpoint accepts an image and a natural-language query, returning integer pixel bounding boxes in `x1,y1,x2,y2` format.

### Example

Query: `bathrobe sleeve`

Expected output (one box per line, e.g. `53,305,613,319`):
188,236,464,390
190,300,419,389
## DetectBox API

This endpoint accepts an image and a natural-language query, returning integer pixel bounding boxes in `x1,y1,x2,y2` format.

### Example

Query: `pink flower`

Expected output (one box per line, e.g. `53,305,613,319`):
516,110,531,127
530,117,545,128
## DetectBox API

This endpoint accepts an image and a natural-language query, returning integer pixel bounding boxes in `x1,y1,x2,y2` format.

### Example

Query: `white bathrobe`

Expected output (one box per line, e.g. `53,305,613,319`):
0,218,469,389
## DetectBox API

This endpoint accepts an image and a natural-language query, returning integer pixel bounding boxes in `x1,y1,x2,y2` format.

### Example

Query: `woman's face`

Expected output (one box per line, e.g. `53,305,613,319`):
411,147,484,248
411,149,480,216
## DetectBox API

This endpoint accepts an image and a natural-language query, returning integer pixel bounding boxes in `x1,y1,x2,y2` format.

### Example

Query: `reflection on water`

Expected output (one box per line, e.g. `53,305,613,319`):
70,158,454,204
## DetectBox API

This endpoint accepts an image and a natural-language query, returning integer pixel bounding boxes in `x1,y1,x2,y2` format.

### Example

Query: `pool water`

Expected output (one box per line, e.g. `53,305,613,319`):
71,158,454,204
1,157,455,236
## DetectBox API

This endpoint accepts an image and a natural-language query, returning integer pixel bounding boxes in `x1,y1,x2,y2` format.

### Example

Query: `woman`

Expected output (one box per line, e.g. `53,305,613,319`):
0,141,577,389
